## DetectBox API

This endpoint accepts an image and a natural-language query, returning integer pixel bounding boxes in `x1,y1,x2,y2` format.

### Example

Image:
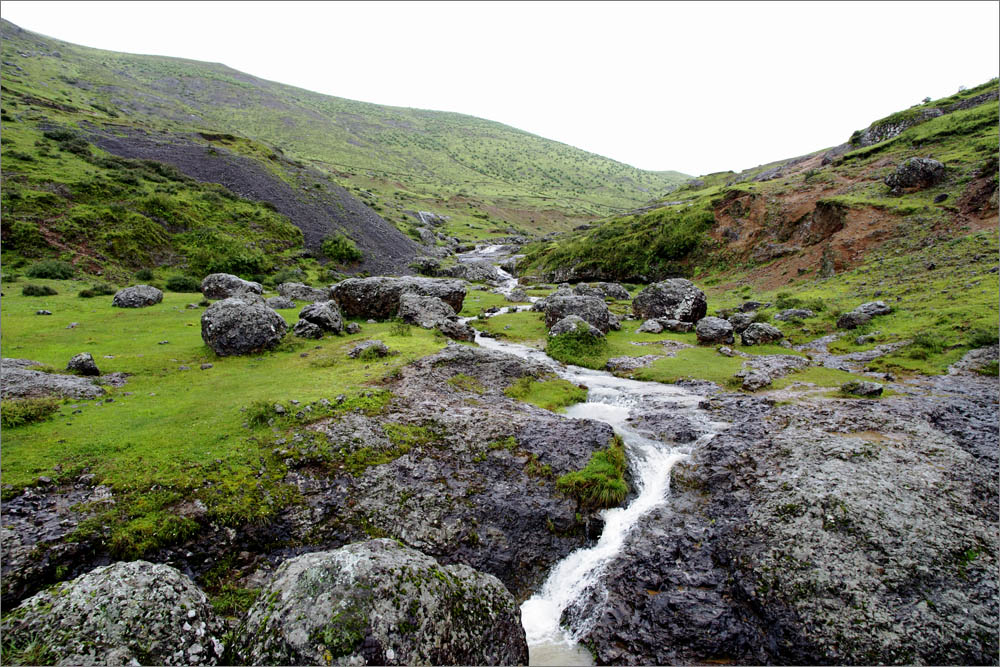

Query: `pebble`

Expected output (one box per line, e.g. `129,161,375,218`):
66,322,78,328
200,363,213,370
104,355,114,359
158,341,169,345
35,310,52,315
178,366,190,371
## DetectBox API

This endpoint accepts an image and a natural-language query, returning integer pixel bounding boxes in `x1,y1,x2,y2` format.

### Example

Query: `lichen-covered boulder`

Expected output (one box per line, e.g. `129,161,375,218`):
728,312,756,334
330,277,466,320
0,561,225,666
549,315,604,338
542,295,615,333
596,282,631,300
233,540,528,666
112,284,163,308
506,288,528,303
200,273,262,300
885,157,945,193
637,319,665,334
837,301,892,329
741,322,784,346
632,279,707,322
201,297,288,356
293,319,324,339
66,352,100,376
299,300,344,334
774,308,815,321
437,319,476,342
841,380,884,397
277,282,329,303
445,261,504,284
1,358,105,399
265,296,297,310
572,283,605,299
348,339,391,359
696,316,735,345
398,293,456,328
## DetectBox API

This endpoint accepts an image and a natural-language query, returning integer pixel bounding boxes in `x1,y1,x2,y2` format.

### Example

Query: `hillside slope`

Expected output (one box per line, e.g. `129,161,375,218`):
0,19,688,247
521,79,998,287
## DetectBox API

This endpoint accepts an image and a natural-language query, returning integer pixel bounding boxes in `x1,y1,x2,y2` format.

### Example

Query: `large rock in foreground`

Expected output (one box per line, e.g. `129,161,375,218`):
112,284,163,308
330,277,466,320
201,297,288,356
234,539,528,666
632,279,707,322
200,273,263,300
0,561,225,666
542,295,617,333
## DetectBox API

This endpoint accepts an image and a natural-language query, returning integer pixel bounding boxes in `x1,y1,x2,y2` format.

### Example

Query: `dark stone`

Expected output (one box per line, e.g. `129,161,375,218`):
200,273,262,300
112,285,163,308
330,277,466,320
200,297,288,356
66,353,99,376
633,279,707,322
695,317,734,345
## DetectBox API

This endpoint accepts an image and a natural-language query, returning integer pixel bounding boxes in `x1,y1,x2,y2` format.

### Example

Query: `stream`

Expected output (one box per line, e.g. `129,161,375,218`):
458,245,728,665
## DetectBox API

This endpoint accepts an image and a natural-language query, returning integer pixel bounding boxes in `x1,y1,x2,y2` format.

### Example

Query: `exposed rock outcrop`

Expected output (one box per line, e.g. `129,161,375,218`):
234,539,528,666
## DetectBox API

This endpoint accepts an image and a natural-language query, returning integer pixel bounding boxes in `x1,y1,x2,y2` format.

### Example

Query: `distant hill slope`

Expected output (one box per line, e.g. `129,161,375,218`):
0,19,688,247
521,79,999,288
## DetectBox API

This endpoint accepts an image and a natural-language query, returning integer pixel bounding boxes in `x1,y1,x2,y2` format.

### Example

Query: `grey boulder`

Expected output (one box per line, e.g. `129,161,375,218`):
841,380,884,397
299,300,344,334
728,312,756,334
837,301,892,329
233,539,527,666
201,297,288,356
200,273,263,300
741,322,784,346
1,358,105,399
437,319,476,342
446,261,504,284
596,282,631,300
632,279,707,322
265,296,297,310
549,315,604,338
277,282,329,303
112,285,163,308
572,283,605,299
330,277,467,320
348,340,391,359
695,316,735,345
775,308,815,321
398,293,456,328
292,319,324,339
66,352,99,376
542,295,615,333
885,157,945,193
0,560,225,666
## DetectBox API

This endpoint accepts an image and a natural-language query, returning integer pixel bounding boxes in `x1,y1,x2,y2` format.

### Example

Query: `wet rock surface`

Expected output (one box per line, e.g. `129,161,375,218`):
111,284,163,308
581,351,999,665
234,539,528,666
1,560,225,666
200,297,288,356
330,276,466,320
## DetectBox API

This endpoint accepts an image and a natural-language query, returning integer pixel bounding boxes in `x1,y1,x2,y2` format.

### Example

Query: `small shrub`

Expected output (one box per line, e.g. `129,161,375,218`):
1,397,60,428
975,360,999,376
22,284,58,296
267,267,305,286
78,289,96,298
199,299,211,307
321,233,363,263
79,282,116,298
389,318,411,337
967,328,997,348
165,275,201,292
135,268,154,281
556,436,628,509
245,400,278,428
545,322,608,369
25,260,74,280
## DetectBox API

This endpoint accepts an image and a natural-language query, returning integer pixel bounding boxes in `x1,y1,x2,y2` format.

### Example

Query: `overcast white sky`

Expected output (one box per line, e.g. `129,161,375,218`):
2,1,998,176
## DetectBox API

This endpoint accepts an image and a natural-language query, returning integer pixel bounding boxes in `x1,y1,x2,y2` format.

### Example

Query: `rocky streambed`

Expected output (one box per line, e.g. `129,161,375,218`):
2,256,997,665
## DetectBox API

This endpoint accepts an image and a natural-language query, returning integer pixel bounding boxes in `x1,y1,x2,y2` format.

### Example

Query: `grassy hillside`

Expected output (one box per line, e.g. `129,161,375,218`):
0,19,688,250
521,79,998,284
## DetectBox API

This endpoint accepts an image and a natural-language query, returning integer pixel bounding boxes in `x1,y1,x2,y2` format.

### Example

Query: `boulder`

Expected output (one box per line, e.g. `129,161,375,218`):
330,277,466,320
446,261,504,284
841,380,884,397
632,279,707,322
200,297,288,356
741,322,784,346
200,273,262,300
695,317,734,345
409,256,441,276
234,539,527,666
735,354,810,391
660,318,694,333
112,285,163,308
728,312,755,334
885,157,945,193
837,301,892,329
398,293,456,328
437,319,476,342
345,322,361,335
348,340,390,359
277,282,329,303
299,301,345,334
265,296,297,310
542,295,615,333
2,358,105,399
572,283,605,299
506,288,528,303
775,308,815,321
549,315,604,338
596,282,631,300
0,561,225,666
637,319,664,334
292,319,324,339
66,352,99,376
606,355,662,372
738,301,769,312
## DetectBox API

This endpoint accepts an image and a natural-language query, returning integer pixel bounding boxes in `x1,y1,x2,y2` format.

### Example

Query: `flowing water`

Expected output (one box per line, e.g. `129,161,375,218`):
460,246,727,665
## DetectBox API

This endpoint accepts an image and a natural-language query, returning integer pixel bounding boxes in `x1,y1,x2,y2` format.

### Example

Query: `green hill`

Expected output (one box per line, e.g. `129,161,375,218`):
0,18,688,277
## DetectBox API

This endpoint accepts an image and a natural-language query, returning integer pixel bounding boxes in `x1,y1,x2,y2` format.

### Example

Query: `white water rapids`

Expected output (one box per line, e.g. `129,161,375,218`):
459,245,727,665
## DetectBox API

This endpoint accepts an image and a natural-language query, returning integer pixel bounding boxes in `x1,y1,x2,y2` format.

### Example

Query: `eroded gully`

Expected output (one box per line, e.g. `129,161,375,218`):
457,246,727,665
